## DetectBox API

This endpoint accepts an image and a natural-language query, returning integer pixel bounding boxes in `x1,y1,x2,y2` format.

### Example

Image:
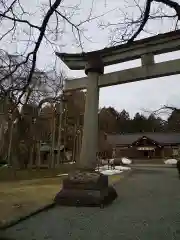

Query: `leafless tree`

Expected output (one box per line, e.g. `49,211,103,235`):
0,0,179,101
152,105,180,117
99,0,180,45
0,0,110,105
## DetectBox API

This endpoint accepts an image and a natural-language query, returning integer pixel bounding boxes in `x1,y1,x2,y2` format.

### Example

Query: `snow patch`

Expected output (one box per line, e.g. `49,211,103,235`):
99,169,123,176
56,173,69,177
63,161,75,165
164,159,177,165
57,164,131,177
96,164,130,175
122,157,132,165
115,165,131,171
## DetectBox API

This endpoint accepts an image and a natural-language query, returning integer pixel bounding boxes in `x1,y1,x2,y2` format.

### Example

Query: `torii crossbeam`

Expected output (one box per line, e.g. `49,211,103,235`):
59,30,180,91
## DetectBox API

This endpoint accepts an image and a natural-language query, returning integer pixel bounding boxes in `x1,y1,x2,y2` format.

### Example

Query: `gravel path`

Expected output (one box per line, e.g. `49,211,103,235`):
2,167,180,240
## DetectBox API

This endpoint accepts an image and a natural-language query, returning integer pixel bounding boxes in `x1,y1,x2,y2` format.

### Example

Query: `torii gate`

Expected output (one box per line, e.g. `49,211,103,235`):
54,30,180,207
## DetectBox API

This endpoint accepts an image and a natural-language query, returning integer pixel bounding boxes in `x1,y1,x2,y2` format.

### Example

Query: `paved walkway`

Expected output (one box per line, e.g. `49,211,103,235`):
2,167,180,240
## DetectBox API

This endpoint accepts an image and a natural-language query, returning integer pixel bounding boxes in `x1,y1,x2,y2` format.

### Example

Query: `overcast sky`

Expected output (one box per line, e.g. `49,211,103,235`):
1,0,180,118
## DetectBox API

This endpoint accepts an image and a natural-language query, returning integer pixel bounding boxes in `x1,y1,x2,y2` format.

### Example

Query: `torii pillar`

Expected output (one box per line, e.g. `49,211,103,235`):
54,52,117,207
79,53,103,169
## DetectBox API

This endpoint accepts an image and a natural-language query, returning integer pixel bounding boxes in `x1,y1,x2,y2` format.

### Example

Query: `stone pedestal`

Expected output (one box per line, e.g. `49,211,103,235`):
54,171,117,207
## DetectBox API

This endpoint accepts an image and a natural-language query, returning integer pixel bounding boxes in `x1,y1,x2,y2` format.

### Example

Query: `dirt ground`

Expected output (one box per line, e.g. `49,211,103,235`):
0,174,121,227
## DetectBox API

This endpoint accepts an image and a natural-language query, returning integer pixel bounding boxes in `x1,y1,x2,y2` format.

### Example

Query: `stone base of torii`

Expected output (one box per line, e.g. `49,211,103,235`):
54,52,117,207
54,171,117,207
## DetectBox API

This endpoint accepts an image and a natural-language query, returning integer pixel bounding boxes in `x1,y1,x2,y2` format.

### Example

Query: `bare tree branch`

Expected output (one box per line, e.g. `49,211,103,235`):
128,0,180,42
128,0,152,43
0,0,179,107
0,13,41,30
0,0,17,15
17,0,63,102
100,0,180,45
154,0,180,19
55,9,83,50
144,105,180,119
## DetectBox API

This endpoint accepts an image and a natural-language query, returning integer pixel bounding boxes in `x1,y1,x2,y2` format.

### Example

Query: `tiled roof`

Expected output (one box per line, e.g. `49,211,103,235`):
107,133,180,146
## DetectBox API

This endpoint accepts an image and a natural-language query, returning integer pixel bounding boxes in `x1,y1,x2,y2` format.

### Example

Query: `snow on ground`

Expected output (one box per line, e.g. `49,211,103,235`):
63,162,75,165
56,173,69,177
164,159,177,165
122,157,132,165
98,169,123,176
115,165,131,171
56,165,131,177
0,164,8,168
96,165,131,176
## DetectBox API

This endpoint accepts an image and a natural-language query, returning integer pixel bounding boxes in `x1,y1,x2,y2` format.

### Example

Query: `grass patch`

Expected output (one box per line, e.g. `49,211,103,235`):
109,174,121,184
0,169,122,227
0,164,76,227
0,164,75,182
0,177,63,227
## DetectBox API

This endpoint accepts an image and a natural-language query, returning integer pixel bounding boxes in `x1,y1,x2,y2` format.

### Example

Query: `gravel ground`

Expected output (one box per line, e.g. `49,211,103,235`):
2,167,180,240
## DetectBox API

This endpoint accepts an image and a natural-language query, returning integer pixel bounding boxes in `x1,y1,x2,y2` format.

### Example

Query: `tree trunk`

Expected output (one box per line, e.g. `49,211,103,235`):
29,121,35,168
63,103,68,163
50,109,56,168
57,101,63,166
72,123,77,162
36,141,41,167
76,126,82,163
7,118,13,166
0,122,4,156
29,146,34,168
